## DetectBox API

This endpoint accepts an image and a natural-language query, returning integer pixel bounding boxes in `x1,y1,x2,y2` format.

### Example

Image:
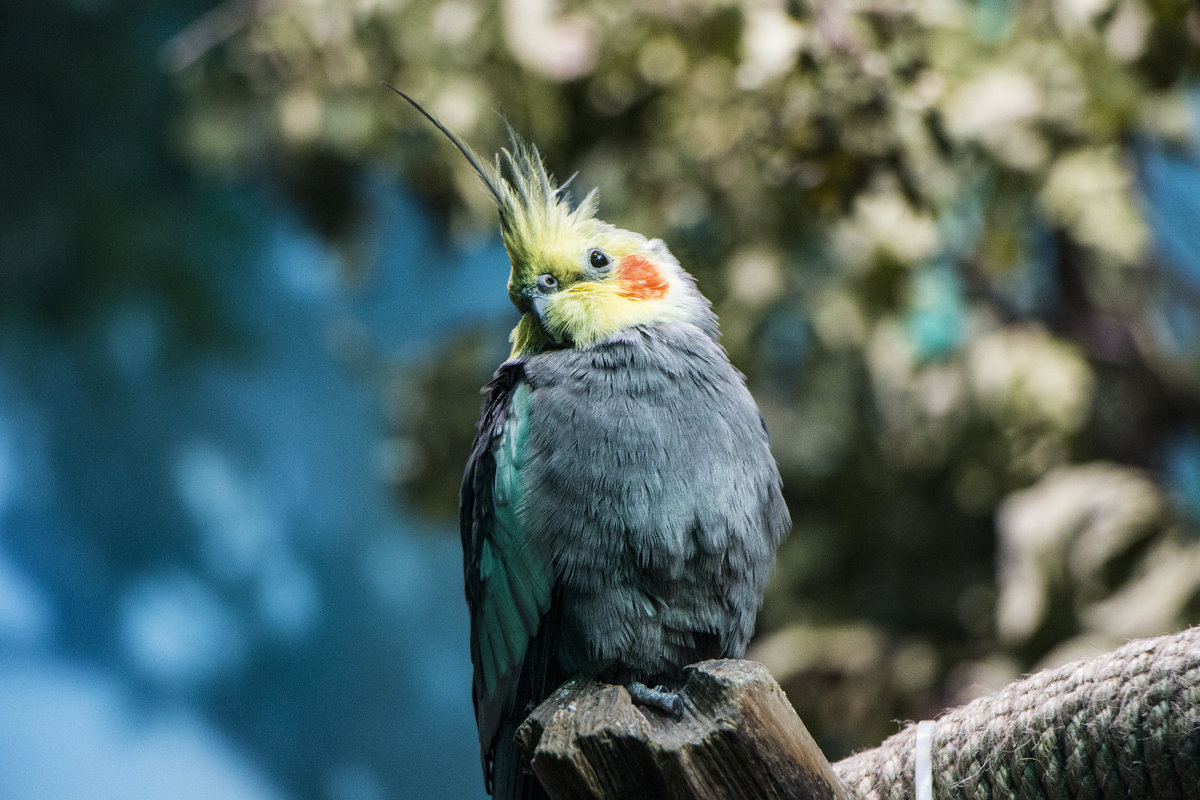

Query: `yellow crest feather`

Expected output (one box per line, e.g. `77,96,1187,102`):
388,86,598,288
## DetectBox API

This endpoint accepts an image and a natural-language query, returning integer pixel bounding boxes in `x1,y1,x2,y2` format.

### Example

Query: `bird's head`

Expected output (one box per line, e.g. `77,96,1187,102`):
393,89,716,356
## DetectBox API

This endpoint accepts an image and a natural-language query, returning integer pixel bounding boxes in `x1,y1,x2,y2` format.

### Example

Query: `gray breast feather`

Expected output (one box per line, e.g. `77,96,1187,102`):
517,323,789,682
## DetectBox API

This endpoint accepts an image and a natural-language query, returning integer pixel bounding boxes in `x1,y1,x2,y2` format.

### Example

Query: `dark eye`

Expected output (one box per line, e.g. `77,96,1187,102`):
536,273,558,292
588,249,611,270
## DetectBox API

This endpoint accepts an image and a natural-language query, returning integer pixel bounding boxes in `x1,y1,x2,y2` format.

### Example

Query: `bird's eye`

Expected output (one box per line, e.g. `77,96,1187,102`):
588,249,611,270
536,273,558,292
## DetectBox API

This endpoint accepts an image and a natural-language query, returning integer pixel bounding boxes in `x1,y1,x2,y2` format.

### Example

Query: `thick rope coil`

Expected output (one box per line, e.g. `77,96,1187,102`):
833,627,1200,800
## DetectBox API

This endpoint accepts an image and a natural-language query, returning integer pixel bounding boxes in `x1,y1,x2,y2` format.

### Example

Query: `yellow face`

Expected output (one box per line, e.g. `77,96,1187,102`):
386,96,704,355
505,227,695,356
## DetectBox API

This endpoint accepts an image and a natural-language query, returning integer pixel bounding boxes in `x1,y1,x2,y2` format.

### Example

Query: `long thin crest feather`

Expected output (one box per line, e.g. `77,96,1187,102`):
387,85,599,268
385,84,506,209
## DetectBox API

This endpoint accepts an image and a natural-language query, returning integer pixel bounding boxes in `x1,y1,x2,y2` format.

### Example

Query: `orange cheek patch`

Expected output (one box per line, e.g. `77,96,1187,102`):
616,255,669,300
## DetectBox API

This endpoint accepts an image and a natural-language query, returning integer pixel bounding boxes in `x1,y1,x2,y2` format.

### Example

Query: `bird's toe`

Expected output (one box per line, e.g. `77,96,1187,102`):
627,681,684,719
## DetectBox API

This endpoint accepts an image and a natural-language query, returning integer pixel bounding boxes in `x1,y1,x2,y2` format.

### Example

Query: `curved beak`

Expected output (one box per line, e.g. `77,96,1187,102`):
521,288,562,346
529,294,550,330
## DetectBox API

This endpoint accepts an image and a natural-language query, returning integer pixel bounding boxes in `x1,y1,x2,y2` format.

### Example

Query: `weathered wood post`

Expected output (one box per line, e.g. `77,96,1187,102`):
516,659,850,800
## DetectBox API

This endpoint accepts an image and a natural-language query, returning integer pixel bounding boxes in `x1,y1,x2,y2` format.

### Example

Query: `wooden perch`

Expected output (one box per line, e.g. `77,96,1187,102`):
515,659,850,800
513,628,1200,800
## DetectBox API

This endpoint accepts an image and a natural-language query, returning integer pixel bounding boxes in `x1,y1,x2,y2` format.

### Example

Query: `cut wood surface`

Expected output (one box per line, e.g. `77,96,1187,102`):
515,659,851,800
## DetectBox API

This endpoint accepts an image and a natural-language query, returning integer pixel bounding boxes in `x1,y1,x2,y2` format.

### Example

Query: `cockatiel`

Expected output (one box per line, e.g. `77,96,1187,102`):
394,89,790,800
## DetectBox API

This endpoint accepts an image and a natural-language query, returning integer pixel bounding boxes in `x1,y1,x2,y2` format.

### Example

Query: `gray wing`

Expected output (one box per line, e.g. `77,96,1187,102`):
460,363,557,798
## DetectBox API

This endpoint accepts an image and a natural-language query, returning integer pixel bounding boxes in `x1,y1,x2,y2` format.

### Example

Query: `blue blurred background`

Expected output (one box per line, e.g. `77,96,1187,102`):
3,4,508,796
5,1,1200,798
0,182,511,798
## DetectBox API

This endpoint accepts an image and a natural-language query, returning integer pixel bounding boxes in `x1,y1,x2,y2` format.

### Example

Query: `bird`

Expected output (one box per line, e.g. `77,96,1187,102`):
392,88,790,800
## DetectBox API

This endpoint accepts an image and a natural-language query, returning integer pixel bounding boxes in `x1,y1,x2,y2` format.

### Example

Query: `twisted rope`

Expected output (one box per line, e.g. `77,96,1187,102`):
833,627,1200,800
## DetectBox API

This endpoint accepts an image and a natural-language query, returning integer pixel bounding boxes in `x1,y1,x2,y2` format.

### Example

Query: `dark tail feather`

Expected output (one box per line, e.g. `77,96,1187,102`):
492,720,550,800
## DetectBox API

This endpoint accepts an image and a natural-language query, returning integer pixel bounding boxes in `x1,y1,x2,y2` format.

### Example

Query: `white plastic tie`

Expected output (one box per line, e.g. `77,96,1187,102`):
915,719,935,800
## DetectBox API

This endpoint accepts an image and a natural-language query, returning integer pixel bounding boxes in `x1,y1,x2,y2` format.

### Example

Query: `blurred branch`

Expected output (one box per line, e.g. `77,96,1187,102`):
837,626,1200,800
161,0,285,73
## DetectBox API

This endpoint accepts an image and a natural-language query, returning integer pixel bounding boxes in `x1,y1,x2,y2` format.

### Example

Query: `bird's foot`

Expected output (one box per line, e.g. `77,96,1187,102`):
627,681,684,719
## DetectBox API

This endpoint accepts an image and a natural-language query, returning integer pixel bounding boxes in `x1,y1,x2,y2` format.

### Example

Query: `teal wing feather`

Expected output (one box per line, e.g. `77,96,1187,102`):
461,365,555,798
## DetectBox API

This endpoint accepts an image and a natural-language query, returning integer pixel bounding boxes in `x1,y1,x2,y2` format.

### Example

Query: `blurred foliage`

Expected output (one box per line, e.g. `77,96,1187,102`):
1,0,254,351
172,0,1200,757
